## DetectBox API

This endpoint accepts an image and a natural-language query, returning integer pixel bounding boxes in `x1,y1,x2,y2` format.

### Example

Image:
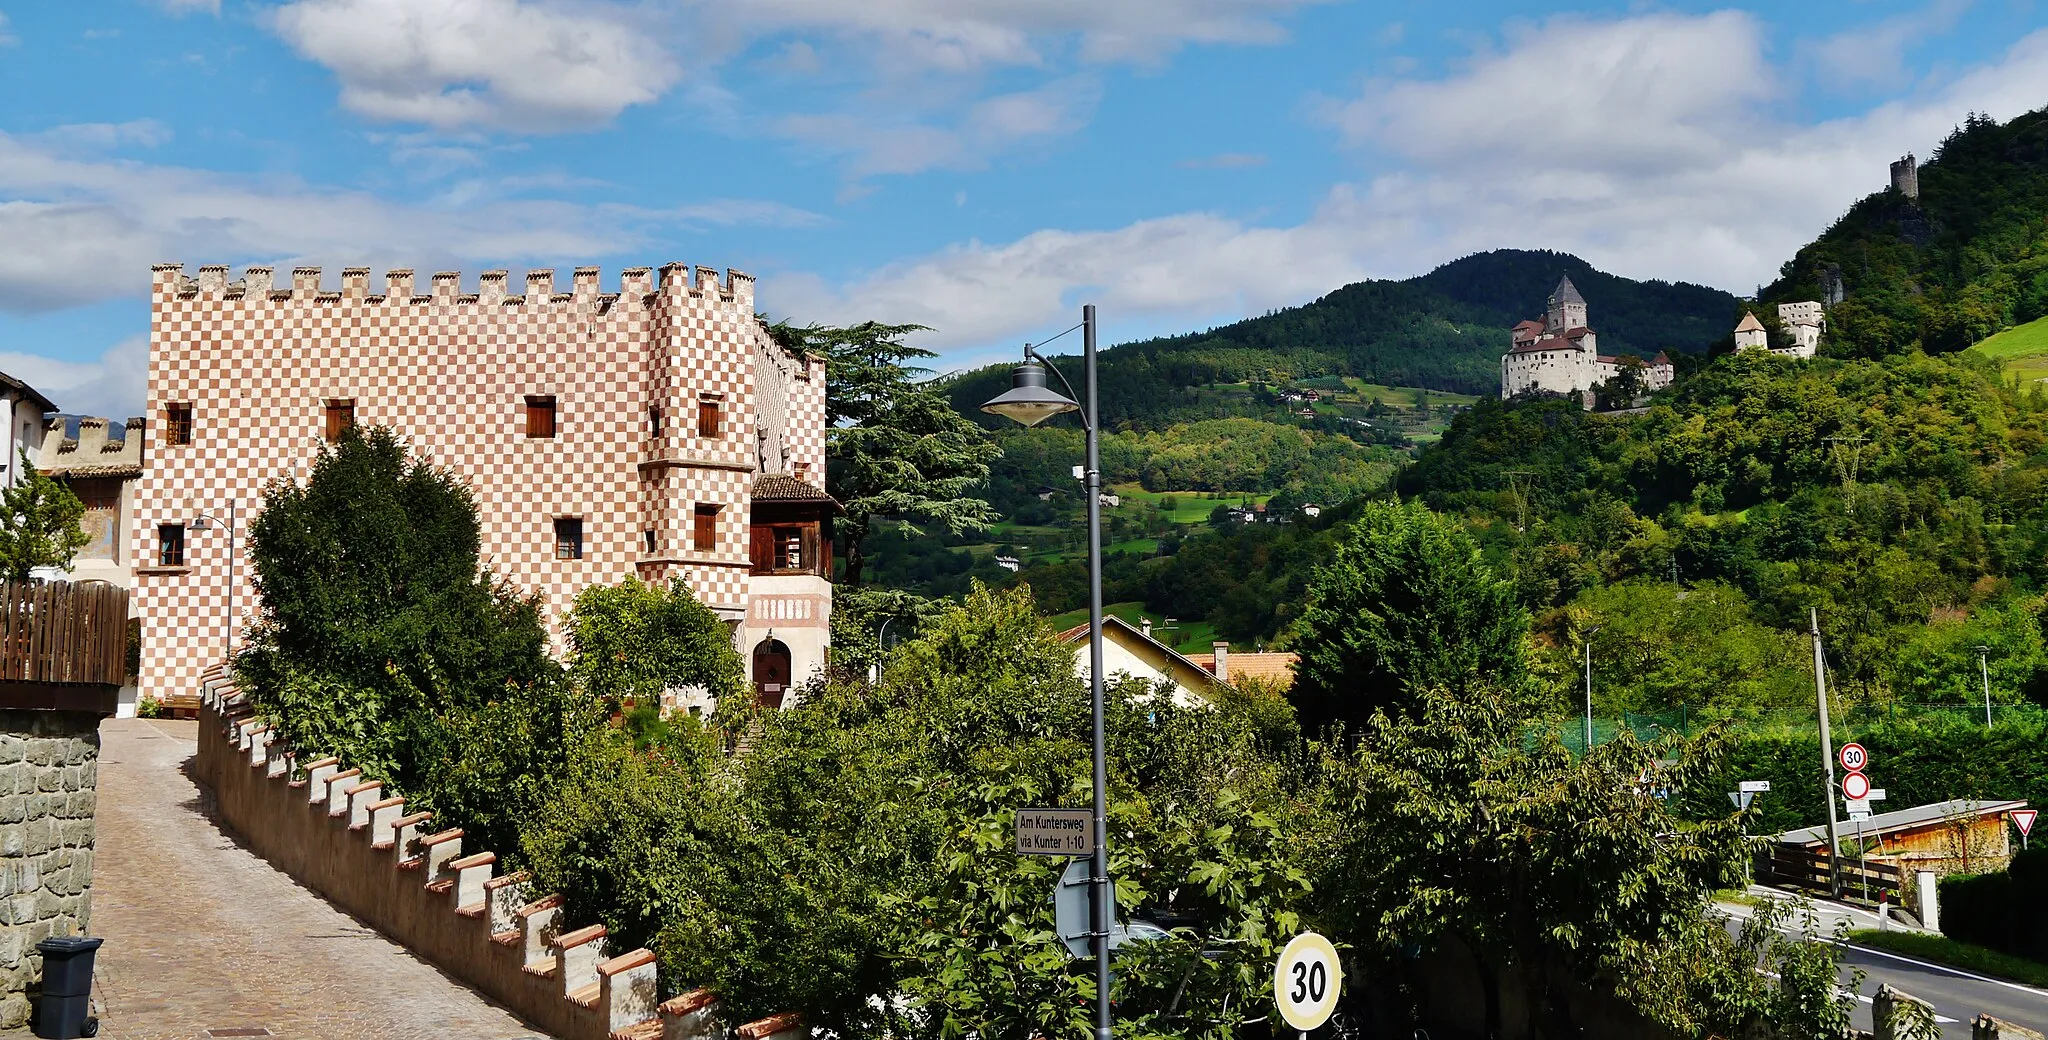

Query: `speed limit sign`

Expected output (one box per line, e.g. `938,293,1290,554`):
1273,931,1344,1030
1839,743,1868,772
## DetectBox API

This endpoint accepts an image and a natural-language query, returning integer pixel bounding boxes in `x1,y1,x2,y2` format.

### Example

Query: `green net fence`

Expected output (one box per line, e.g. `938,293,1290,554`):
1538,703,2048,756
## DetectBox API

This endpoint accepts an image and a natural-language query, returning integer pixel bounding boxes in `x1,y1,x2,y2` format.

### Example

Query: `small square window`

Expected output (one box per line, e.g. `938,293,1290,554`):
555,517,584,560
165,403,193,446
693,505,718,552
792,461,809,482
526,396,557,439
324,400,355,442
157,524,185,567
697,396,721,439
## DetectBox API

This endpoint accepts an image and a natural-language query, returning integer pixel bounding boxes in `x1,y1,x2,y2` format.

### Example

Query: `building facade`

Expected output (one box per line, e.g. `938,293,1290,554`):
0,374,57,486
35,416,144,589
1733,303,1826,359
132,263,832,710
1500,276,1674,405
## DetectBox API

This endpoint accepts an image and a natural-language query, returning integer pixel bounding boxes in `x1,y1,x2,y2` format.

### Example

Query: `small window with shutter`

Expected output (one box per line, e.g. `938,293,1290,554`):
324,400,354,442
526,396,557,439
693,504,718,551
697,396,720,439
165,403,193,446
157,524,186,567
555,517,583,560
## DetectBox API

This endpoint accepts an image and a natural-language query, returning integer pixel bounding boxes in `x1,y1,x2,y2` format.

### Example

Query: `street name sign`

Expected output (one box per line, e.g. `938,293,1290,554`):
1842,771,1871,801
1739,780,1772,794
1273,932,1344,1031
1016,808,1095,857
1867,789,1887,802
1839,743,1868,772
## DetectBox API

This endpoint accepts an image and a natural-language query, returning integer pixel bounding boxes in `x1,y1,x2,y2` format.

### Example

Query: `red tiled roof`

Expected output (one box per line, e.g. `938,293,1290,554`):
752,474,839,508
1563,326,1593,339
1186,651,1299,687
1508,336,1580,355
1512,320,1545,332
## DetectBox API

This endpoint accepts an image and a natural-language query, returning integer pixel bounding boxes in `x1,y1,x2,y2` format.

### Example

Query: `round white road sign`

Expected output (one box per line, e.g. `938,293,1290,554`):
1839,742,1868,772
1842,770,1871,801
1273,931,1343,1031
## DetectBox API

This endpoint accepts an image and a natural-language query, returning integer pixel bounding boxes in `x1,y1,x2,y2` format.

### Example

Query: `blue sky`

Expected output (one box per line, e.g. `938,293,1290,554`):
2,0,2046,417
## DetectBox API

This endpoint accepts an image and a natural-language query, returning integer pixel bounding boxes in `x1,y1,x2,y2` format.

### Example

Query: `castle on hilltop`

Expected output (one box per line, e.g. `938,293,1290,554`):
1499,276,1673,406
1733,301,1825,358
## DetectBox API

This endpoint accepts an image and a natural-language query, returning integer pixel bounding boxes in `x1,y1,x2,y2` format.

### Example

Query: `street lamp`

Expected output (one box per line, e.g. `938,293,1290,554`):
982,304,1112,1040
1977,645,1993,729
190,500,238,659
1583,625,1600,752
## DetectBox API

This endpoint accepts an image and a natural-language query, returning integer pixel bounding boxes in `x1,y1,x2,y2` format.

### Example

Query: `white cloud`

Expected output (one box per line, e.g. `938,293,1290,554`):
154,0,222,15
1,337,148,420
777,15,2048,360
707,0,1329,71
0,13,16,48
1805,0,1972,94
0,128,808,314
776,77,1101,177
269,0,680,131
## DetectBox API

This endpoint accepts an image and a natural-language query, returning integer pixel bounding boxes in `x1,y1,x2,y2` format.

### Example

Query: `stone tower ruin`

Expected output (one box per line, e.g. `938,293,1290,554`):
1890,153,1919,200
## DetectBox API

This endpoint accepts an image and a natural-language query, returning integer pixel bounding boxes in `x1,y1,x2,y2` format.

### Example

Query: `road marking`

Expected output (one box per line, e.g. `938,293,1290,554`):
1834,939,2048,999
1758,971,1958,1023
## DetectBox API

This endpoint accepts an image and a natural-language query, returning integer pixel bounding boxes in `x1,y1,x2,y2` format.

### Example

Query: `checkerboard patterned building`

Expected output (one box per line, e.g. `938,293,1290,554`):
133,262,833,709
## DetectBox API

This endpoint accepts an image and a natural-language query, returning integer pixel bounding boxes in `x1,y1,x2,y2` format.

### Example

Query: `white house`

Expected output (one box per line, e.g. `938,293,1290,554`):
1500,277,1673,405
0,373,57,486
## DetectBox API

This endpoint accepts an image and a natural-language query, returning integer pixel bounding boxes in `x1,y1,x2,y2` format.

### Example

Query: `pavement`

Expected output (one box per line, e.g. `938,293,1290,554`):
1718,885,2048,1038
74,717,548,1040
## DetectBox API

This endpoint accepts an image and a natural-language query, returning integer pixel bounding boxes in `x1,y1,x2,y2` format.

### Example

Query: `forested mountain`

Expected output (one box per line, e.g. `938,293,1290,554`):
942,249,1740,421
1764,108,2048,355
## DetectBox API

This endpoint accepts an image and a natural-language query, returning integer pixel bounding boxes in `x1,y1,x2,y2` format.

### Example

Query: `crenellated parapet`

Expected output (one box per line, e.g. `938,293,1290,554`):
151,263,757,311
37,415,145,479
196,667,802,1040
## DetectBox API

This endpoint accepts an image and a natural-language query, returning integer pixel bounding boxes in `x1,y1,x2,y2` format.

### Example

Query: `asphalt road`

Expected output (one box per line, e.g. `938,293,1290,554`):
1718,889,2048,1038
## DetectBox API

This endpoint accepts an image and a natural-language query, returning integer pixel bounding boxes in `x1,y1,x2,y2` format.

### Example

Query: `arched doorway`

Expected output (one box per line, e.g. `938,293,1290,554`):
753,638,792,710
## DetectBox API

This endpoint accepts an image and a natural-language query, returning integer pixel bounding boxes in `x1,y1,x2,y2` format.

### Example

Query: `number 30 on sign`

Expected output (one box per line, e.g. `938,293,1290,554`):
1273,931,1344,1031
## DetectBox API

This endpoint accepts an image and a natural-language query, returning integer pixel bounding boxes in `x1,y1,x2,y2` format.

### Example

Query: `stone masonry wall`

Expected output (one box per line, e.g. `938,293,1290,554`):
0,710,100,1028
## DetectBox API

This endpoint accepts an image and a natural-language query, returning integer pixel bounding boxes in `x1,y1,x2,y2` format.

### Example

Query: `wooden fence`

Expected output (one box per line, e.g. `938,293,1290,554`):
0,581,129,687
1759,843,1902,902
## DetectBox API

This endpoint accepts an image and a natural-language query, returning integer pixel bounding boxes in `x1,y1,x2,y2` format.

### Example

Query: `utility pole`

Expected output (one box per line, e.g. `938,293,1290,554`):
1811,607,1844,899
1978,645,1994,729
1825,434,1868,515
1583,626,1600,752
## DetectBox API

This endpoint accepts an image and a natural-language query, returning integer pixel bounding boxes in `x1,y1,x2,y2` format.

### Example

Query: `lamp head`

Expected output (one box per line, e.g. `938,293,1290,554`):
190,515,212,531
981,357,1078,427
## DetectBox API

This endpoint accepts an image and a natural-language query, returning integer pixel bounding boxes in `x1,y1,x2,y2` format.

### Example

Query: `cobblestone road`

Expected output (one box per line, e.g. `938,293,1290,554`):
83,718,544,1040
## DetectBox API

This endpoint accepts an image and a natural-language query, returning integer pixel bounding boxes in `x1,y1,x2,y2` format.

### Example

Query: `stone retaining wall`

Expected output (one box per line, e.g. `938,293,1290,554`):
0,709,101,1029
197,680,801,1040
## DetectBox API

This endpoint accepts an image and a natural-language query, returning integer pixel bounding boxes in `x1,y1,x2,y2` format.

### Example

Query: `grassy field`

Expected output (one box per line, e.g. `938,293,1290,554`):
1973,316,2048,384
1045,601,1219,654
1109,484,1272,524
1342,379,1482,409
1847,928,2048,987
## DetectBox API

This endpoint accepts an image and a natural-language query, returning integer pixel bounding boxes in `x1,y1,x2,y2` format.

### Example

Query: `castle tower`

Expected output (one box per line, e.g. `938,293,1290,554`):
1545,276,1588,334
1733,312,1768,351
1890,153,1919,200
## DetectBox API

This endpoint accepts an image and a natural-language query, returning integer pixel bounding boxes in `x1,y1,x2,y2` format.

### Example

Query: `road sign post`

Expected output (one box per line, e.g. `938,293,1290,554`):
1842,771,1871,801
1273,932,1343,1034
2015,809,2037,851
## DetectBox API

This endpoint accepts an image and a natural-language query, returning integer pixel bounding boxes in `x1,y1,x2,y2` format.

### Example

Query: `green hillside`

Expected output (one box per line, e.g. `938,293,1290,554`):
1764,108,2048,356
1973,315,2048,384
943,248,1741,424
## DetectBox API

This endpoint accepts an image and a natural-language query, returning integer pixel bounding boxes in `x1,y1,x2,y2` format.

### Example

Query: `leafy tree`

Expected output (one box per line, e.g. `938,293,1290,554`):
0,448,89,582
1317,682,1841,1038
773,320,1001,587
565,577,745,709
1291,500,1529,732
236,425,551,795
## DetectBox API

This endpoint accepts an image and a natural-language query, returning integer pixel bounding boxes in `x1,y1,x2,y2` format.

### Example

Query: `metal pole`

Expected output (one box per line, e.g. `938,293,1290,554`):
1583,634,1594,752
225,499,236,658
1980,646,1993,729
1812,607,1844,899
1083,304,1111,1040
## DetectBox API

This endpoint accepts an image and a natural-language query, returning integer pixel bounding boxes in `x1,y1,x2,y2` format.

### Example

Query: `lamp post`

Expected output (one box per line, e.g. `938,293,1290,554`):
191,500,237,660
982,304,1111,1040
1583,625,1600,752
1977,645,1993,729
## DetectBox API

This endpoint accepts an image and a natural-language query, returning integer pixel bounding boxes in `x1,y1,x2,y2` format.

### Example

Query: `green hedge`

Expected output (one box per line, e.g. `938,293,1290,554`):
1940,849,2048,962
1665,712,2048,837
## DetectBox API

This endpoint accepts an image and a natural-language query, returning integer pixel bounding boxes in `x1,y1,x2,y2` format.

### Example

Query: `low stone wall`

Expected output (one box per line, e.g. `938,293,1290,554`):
197,682,799,1040
0,708,102,1029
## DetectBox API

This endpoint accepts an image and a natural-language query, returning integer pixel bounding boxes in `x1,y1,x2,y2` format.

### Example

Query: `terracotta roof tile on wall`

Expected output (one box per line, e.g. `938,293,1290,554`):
752,473,839,506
